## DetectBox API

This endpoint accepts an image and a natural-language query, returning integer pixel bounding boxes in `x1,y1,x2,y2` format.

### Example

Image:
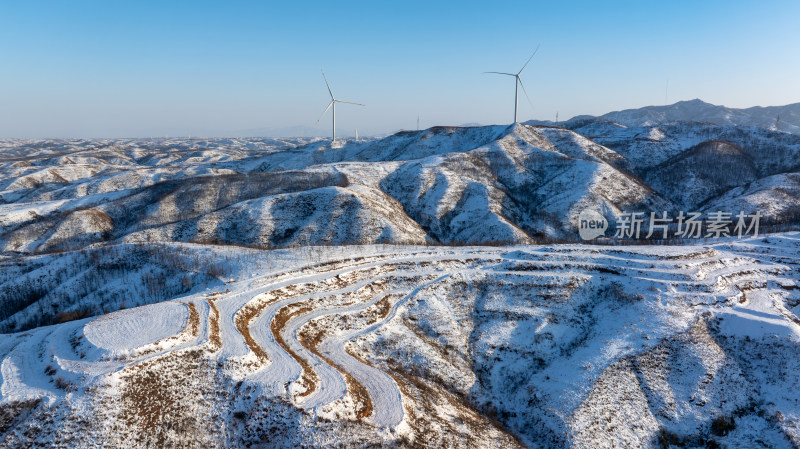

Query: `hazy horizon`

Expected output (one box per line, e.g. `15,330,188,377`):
2,0,799,138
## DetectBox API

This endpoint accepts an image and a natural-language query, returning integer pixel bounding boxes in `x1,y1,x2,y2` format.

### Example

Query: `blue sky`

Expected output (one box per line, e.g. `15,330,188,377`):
1,0,799,137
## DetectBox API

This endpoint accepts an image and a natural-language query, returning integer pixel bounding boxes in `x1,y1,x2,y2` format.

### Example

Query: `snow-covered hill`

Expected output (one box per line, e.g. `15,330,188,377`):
553,120,800,212
1,120,800,447
4,122,800,253
557,99,800,134
1,236,799,447
0,126,676,252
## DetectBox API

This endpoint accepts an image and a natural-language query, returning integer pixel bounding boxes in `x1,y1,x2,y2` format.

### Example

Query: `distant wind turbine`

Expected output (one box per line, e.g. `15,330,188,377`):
315,71,364,143
484,45,540,124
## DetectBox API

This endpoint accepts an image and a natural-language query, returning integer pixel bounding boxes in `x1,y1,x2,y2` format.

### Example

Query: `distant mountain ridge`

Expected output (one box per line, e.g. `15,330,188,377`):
555,99,800,134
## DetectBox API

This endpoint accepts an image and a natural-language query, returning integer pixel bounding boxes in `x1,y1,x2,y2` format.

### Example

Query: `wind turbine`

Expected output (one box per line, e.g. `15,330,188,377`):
315,71,364,143
484,45,540,124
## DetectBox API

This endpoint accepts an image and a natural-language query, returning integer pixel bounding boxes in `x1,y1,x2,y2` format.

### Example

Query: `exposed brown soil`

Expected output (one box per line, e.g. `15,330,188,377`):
206,298,221,350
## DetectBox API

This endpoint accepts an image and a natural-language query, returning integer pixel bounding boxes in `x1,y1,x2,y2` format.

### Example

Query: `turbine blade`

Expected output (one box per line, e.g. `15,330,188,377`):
517,44,540,75
518,77,535,112
335,100,365,106
315,100,334,124
483,71,516,76
321,70,334,100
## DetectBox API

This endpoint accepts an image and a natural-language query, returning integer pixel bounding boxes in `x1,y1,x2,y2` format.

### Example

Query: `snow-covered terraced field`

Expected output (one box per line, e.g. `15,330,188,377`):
1,235,799,448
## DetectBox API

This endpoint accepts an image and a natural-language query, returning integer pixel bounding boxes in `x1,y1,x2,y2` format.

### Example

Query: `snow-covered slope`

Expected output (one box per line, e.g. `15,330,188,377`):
377,124,669,242
706,172,800,222
1,235,799,447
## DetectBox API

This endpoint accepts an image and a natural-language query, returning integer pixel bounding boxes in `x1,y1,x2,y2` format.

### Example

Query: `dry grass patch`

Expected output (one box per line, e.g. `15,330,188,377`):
118,349,215,448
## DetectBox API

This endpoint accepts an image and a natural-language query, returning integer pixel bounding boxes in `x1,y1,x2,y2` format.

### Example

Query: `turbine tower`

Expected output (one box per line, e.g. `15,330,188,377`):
484,45,540,123
315,71,364,143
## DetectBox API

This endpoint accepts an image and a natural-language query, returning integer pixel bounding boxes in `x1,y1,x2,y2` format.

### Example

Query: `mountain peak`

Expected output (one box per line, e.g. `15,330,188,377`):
673,98,713,107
